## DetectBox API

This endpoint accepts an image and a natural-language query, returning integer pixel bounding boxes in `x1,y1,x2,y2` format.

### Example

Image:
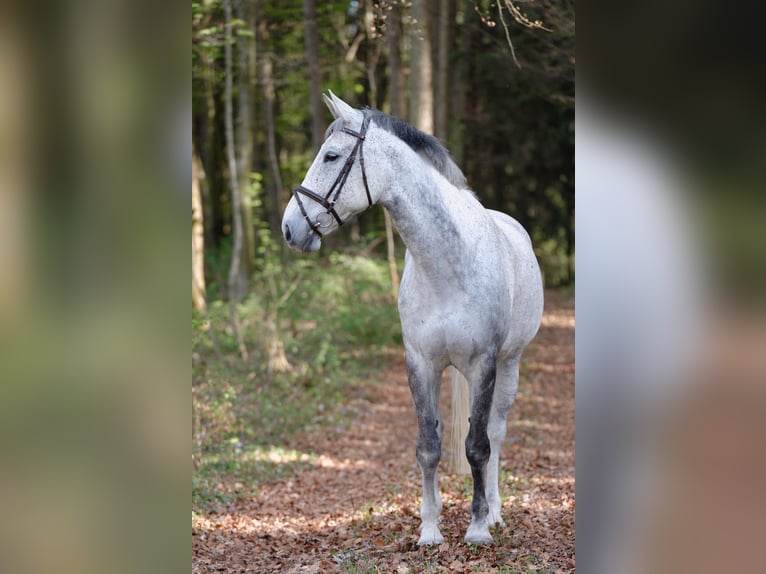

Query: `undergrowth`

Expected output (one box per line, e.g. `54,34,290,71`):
192,251,402,513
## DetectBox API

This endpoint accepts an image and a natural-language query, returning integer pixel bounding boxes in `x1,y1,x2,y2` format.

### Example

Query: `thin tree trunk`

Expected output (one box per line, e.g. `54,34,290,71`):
449,2,472,165
191,182,225,365
192,142,207,311
434,0,451,140
237,0,257,270
264,270,293,374
409,0,434,134
201,48,217,252
303,0,324,151
224,0,249,361
387,3,405,118
363,2,381,109
256,0,284,241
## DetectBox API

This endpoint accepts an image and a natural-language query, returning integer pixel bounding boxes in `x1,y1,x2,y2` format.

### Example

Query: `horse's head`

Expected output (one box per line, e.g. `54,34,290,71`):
282,91,377,252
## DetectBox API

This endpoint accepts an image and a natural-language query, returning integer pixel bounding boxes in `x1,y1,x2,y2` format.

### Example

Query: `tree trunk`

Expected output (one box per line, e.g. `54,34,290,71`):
256,0,285,241
255,0,291,371
192,142,224,361
409,0,434,134
237,0,257,270
192,142,207,311
449,2,473,165
224,0,249,361
303,0,324,151
387,2,406,119
434,0,452,140
201,47,218,254
362,2,381,109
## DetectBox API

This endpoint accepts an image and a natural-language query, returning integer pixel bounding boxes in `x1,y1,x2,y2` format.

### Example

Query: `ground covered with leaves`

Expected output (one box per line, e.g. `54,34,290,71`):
193,290,574,573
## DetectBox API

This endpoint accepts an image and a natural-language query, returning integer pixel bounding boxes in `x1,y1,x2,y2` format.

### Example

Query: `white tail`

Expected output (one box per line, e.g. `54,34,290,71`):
448,366,471,474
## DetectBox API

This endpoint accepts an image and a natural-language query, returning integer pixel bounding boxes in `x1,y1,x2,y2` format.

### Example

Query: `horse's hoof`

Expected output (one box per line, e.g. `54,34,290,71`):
464,523,493,545
418,524,445,546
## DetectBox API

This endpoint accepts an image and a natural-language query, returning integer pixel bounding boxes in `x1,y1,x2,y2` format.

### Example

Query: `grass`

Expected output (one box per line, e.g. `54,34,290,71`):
192,445,318,512
192,252,402,513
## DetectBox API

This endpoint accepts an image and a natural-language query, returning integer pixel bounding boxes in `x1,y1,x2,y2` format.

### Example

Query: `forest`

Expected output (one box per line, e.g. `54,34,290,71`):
192,0,574,308
193,0,574,570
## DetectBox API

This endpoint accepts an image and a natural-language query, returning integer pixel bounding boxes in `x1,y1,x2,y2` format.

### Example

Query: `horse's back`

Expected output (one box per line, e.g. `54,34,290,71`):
489,210,544,354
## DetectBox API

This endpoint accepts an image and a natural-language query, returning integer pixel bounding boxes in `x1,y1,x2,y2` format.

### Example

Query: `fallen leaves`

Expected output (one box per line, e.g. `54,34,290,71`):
192,290,574,573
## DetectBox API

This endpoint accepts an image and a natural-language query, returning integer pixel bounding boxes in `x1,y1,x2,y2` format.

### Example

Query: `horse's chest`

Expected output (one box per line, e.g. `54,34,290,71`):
398,257,509,353
399,268,504,320
399,288,503,358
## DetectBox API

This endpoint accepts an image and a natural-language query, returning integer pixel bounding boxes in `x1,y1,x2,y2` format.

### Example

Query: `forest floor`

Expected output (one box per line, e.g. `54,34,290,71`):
192,290,574,573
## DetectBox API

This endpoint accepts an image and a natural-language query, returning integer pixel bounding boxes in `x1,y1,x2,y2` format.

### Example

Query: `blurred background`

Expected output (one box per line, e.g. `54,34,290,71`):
1,0,764,571
0,1,188,573
577,1,766,573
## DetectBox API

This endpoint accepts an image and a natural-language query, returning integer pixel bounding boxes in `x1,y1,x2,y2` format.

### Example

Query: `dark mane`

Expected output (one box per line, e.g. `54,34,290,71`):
326,109,468,189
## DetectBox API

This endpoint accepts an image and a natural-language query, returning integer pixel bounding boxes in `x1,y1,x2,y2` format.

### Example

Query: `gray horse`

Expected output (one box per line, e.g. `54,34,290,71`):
282,92,543,544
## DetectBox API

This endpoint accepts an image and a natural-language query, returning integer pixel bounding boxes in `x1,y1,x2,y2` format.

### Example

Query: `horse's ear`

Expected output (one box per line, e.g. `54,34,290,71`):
323,90,356,123
322,92,339,118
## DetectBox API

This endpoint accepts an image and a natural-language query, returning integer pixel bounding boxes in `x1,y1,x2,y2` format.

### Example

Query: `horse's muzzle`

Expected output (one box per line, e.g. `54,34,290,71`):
282,219,321,252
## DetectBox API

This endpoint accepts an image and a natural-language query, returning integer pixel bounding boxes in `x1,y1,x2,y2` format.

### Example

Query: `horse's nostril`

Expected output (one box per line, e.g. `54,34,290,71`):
284,224,292,242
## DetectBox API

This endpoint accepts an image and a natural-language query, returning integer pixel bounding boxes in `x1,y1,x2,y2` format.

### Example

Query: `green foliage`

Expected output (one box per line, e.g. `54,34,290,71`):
192,252,401,513
192,0,574,287
192,444,316,511
535,236,573,288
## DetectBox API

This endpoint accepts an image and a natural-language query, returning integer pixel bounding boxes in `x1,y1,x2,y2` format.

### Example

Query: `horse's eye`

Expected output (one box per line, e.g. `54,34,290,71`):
324,152,339,163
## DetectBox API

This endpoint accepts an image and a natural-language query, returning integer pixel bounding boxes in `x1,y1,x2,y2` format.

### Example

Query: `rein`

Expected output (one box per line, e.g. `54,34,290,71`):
291,115,373,237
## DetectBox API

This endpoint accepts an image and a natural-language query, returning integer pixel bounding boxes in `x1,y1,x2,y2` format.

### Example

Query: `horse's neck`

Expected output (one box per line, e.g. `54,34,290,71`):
379,161,471,279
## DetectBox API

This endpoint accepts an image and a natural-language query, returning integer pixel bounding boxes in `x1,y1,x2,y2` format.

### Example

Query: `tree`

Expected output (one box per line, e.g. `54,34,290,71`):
192,142,207,311
303,0,324,151
224,0,248,359
434,0,453,141
255,0,285,241
409,0,434,134
386,1,406,119
191,0,576,309
236,0,257,271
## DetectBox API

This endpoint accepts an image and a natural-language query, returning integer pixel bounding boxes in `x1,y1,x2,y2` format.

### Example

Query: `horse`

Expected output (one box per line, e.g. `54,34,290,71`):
281,91,544,545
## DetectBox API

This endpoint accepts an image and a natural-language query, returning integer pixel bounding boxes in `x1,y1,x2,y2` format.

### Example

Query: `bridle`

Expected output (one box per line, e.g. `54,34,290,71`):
291,114,373,238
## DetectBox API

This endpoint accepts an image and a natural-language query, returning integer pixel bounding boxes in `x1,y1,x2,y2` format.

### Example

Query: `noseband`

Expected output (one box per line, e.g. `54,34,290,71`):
291,115,373,238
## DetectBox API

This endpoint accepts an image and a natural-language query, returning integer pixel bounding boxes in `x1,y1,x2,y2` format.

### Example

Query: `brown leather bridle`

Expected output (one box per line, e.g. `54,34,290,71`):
291,114,373,238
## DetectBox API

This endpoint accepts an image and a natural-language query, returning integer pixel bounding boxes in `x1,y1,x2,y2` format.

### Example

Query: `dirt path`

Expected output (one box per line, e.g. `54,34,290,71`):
193,290,574,573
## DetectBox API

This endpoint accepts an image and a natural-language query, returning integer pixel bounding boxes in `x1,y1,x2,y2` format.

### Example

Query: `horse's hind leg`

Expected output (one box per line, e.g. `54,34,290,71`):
406,350,444,545
486,358,520,528
464,353,498,544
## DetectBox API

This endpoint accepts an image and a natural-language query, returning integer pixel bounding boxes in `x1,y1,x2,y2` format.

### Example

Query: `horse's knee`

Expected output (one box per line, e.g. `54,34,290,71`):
416,427,441,470
465,432,490,468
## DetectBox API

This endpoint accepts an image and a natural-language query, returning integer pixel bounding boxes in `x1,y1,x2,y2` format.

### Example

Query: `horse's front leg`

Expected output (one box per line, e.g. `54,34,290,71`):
406,350,444,545
464,353,498,544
